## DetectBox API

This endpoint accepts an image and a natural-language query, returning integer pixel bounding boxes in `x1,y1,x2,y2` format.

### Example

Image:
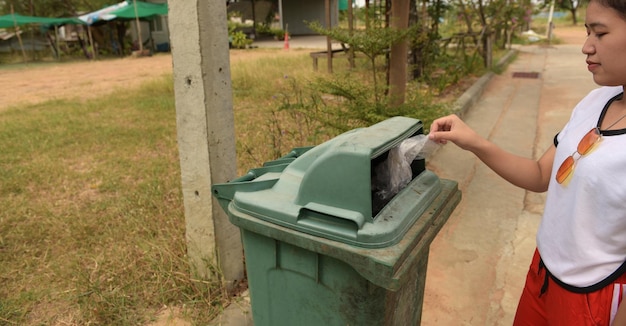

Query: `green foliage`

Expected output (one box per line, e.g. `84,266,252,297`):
271,28,286,40
227,18,239,35
230,31,253,49
548,0,587,24
1,0,112,16
307,20,418,103
422,49,482,93
0,31,504,324
308,21,410,62
255,24,286,40
227,12,254,49
440,0,533,63
229,49,455,170
273,73,450,138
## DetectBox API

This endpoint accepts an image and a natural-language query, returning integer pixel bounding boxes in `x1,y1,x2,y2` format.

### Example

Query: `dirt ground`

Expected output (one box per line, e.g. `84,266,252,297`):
0,48,312,112
0,26,585,113
554,23,587,45
0,54,168,111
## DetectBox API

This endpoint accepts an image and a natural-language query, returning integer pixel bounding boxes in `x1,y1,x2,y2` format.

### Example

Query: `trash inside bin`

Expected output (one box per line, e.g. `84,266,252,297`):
212,116,461,326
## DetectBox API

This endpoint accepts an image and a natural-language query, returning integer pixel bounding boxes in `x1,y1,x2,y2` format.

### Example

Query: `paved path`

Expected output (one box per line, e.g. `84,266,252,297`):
423,43,597,325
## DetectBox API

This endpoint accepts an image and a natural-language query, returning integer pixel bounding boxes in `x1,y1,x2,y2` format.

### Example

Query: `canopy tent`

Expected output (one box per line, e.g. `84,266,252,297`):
0,13,84,29
0,1,168,29
78,1,129,25
77,1,168,56
0,13,86,61
108,1,168,20
78,1,168,25
108,1,168,54
0,1,168,59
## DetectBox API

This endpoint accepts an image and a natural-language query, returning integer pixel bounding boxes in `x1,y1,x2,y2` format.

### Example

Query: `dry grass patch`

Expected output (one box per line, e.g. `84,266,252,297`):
0,77,226,325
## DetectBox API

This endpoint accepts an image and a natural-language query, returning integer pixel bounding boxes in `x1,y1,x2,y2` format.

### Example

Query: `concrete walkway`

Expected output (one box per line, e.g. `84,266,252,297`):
211,37,598,325
253,35,342,50
423,42,596,325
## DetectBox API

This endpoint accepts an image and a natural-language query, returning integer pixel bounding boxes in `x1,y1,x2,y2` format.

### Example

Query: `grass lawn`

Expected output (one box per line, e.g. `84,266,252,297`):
0,77,227,325
0,46,494,324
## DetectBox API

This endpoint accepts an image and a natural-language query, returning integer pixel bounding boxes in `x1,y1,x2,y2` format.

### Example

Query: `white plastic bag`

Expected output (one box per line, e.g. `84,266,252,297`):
372,134,439,200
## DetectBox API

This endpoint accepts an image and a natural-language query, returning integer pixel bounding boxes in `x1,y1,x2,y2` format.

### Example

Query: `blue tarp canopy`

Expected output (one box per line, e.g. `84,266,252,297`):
78,1,130,25
78,1,167,25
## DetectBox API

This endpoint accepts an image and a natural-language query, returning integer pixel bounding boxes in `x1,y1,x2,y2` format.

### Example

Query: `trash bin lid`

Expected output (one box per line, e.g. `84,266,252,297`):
213,117,443,248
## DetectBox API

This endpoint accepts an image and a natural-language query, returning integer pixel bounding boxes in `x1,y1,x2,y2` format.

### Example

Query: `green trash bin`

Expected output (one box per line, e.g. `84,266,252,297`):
212,116,461,326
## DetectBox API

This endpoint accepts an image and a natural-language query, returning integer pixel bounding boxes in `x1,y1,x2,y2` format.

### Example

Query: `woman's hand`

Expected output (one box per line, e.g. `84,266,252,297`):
429,114,484,151
428,114,554,192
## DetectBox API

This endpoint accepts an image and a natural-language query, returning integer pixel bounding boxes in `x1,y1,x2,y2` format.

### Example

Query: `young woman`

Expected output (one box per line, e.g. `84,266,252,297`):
428,0,626,324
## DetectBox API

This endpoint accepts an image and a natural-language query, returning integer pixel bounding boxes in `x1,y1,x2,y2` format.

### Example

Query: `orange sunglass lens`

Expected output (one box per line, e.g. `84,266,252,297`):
556,155,575,184
577,128,600,155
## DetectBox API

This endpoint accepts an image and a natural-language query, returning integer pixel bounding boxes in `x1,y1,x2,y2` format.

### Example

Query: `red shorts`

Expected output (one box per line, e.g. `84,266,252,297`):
513,249,626,326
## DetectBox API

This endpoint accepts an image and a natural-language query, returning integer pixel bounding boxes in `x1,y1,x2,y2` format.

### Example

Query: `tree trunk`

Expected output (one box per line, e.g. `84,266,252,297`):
408,0,421,79
570,8,578,25
388,0,410,107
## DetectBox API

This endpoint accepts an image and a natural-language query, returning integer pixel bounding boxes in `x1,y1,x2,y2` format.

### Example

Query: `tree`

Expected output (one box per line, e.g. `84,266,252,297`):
1,0,112,17
557,0,587,25
453,0,529,67
409,0,450,79
309,20,410,104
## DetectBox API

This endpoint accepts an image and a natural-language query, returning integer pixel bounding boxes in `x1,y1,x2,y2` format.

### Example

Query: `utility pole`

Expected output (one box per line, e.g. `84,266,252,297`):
546,0,555,44
169,0,245,291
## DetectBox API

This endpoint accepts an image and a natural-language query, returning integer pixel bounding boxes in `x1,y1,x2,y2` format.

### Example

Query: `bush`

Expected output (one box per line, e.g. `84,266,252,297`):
230,31,253,49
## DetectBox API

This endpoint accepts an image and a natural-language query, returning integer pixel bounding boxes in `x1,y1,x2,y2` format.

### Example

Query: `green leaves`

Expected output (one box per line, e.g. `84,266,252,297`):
308,21,412,61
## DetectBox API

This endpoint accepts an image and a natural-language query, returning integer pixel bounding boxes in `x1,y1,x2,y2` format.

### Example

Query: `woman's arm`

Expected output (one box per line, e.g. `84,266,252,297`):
429,114,554,192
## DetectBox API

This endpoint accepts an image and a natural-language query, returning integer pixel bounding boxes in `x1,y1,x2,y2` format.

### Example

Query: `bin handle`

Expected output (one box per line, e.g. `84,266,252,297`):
297,203,364,240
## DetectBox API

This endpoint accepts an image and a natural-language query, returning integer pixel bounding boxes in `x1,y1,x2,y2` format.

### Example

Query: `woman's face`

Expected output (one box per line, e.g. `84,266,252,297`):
582,1,626,87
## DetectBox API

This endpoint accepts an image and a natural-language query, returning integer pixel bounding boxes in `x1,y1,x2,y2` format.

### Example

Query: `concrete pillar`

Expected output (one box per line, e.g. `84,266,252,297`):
168,0,245,290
